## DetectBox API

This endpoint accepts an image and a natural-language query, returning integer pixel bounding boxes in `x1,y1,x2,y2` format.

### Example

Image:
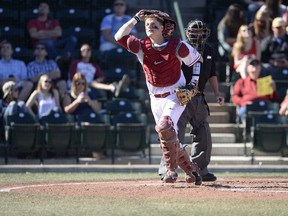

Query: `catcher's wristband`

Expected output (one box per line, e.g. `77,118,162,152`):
133,15,141,23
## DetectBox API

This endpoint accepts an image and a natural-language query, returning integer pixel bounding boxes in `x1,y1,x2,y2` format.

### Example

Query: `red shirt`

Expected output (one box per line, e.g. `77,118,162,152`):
69,59,105,83
27,18,60,46
232,76,279,107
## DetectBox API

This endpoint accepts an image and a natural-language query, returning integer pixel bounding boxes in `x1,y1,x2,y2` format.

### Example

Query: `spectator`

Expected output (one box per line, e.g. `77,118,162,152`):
62,72,104,159
27,1,77,60
99,0,137,52
217,3,246,60
232,57,279,122
231,24,261,79
0,41,33,101
279,89,288,115
63,72,101,121
69,43,130,97
244,0,265,22
252,9,272,42
257,0,287,21
1,80,28,125
26,74,61,120
261,17,288,75
26,43,67,99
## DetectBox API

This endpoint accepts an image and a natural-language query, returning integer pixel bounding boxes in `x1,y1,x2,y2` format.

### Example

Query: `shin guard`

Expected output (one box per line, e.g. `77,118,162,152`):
156,116,179,183
178,147,202,185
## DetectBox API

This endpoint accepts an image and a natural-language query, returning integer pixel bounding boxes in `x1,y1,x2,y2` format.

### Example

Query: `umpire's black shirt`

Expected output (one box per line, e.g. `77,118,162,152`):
182,43,216,92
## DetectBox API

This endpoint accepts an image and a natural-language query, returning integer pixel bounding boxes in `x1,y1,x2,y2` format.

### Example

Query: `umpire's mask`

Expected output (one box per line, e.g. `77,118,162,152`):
185,20,210,54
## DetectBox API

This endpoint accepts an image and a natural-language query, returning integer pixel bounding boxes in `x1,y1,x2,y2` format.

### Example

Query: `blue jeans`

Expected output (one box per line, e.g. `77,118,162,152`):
238,106,247,124
39,35,77,59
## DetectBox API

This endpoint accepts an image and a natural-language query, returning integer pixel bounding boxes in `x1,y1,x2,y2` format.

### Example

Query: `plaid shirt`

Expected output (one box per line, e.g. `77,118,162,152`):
27,59,60,79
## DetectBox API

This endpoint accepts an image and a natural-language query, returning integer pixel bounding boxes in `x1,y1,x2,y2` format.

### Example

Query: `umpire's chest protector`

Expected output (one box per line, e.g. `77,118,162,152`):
141,38,181,87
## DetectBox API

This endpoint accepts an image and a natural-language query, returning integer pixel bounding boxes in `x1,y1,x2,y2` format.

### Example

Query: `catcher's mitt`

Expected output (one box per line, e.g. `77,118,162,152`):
175,85,199,106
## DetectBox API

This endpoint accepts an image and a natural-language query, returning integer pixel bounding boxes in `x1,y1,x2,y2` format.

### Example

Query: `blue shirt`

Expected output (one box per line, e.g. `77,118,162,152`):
26,59,60,79
0,58,27,80
100,14,137,44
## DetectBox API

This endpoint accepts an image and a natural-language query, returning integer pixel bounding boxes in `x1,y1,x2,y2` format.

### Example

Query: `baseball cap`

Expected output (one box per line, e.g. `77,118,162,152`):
272,17,286,28
2,81,16,99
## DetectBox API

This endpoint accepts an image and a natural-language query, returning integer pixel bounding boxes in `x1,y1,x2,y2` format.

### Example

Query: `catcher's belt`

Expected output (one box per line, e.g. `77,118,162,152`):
153,91,175,98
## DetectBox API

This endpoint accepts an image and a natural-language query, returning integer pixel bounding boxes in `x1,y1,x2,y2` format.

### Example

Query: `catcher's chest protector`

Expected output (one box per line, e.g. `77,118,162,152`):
141,38,181,87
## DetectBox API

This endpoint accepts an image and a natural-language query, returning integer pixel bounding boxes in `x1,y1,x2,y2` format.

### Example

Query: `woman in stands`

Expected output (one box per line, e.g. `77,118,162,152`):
69,43,130,97
26,74,61,119
231,24,261,79
63,72,104,159
63,72,100,116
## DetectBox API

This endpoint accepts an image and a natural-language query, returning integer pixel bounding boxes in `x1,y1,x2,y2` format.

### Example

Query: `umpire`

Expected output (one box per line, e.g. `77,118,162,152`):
179,19,224,181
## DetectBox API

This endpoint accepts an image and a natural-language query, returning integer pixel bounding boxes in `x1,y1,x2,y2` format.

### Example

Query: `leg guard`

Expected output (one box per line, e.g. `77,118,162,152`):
156,116,178,183
178,146,202,185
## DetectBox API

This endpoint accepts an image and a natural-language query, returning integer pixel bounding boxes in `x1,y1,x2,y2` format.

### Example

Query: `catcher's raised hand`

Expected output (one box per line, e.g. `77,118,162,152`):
135,9,146,21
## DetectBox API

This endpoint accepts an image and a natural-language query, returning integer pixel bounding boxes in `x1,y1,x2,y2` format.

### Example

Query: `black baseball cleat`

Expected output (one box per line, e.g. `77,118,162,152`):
202,173,217,182
192,171,202,185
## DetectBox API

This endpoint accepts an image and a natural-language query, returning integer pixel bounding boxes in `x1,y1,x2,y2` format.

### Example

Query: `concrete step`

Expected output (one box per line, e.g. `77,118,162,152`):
208,112,231,123
209,102,236,114
209,123,239,133
150,131,237,144
210,156,288,165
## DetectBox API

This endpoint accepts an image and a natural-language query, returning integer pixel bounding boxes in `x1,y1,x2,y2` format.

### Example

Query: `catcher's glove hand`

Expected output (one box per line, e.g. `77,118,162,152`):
175,85,199,106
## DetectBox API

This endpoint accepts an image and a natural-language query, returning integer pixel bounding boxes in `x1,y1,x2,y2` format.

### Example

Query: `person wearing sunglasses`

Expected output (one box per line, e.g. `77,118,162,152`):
26,74,62,119
232,57,279,123
99,0,137,52
69,44,130,97
115,9,203,184
26,43,67,100
63,72,100,117
63,72,104,159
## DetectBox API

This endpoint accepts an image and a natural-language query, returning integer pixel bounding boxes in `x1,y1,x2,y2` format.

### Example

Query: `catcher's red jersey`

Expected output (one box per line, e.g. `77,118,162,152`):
140,38,182,87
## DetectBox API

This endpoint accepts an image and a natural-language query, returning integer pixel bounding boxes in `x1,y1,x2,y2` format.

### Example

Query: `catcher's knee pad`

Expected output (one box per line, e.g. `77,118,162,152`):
155,116,177,142
177,147,202,185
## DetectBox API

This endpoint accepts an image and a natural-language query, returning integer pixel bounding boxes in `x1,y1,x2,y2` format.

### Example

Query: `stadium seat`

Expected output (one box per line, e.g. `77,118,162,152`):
105,98,141,116
251,113,288,164
40,110,76,161
111,112,151,164
55,8,92,28
76,112,111,163
62,26,95,49
0,8,20,26
4,112,42,164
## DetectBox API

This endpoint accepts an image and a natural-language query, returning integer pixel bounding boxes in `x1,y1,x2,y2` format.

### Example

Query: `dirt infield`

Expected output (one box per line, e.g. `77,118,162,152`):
1,177,288,200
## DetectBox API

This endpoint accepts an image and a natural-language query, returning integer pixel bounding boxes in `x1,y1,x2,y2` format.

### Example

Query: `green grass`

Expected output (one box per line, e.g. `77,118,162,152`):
0,172,287,216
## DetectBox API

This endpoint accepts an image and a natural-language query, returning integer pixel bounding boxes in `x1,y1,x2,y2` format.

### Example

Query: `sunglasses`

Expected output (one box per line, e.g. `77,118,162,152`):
114,3,125,6
75,81,86,86
250,61,260,66
81,48,91,52
44,80,52,84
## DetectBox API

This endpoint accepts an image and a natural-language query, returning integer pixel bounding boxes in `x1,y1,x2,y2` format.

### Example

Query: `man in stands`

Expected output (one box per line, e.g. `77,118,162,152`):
0,41,33,101
27,1,77,60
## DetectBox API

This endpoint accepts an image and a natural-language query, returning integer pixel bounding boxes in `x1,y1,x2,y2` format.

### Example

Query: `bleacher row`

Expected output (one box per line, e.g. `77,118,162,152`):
236,100,288,162
1,98,152,164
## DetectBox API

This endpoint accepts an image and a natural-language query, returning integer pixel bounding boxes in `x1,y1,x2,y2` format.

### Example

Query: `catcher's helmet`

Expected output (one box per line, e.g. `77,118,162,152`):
143,9,176,39
185,19,210,53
